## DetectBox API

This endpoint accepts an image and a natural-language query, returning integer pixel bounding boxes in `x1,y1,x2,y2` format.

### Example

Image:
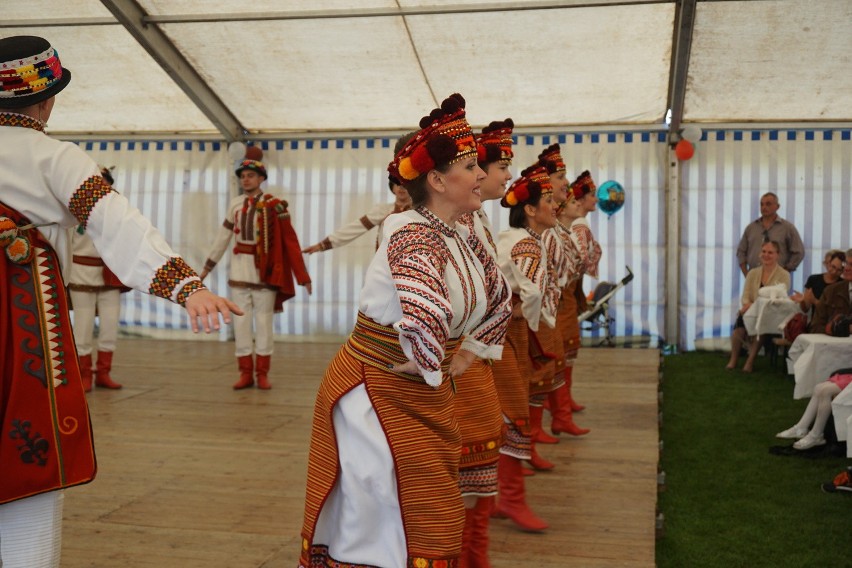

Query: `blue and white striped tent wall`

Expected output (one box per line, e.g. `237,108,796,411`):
682,129,852,350
78,128,851,349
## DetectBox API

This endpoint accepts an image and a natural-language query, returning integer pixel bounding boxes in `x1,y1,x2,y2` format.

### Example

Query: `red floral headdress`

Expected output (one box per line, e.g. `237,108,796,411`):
501,165,553,208
570,170,595,199
388,93,477,183
235,147,267,180
536,143,566,174
476,118,514,165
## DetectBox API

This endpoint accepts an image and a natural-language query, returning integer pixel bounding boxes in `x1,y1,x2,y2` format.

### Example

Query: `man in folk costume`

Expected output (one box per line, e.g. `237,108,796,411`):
200,152,312,389
0,36,239,568
538,145,591,439
68,166,129,391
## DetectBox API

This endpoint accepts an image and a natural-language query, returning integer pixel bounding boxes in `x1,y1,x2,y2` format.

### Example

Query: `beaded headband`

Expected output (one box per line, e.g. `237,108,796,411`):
0,37,70,108
476,118,514,165
570,170,595,199
235,159,267,180
388,93,477,183
501,165,553,208
537,143,566,174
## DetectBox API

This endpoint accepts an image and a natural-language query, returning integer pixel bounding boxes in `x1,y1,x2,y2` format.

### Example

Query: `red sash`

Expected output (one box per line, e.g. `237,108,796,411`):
0,202,96,504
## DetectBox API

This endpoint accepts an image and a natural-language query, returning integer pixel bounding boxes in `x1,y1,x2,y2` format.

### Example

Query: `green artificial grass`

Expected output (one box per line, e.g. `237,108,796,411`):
656,351,849,568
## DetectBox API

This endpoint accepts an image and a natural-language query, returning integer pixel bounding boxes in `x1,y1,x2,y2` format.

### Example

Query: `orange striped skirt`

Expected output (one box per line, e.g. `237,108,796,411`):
558,280,582,364
300,313,464,567
455,359,502,496
490,316,532,459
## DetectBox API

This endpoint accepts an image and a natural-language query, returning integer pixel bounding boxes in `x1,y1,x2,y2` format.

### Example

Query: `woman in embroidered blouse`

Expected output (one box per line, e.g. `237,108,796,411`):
298,94,511,568
726,240,791,372
491,166,558,533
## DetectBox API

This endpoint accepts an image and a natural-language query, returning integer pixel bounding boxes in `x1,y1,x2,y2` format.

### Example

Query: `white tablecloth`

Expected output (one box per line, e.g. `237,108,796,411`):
786,333,852,399
742,297,800,336
831,383,852,449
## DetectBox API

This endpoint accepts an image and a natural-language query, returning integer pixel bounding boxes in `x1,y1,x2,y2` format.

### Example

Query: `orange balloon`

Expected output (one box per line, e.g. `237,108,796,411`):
675,139,694,161
245,145,263,161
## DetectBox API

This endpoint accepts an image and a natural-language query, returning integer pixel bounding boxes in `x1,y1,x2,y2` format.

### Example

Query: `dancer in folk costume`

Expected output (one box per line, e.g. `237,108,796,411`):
200,150,312,390
68,166,129,392
556,170,603,419
491,167,559,532
453,119,515,567
298,94,511,568
0,35,239,568
539,146,591,438
302,133,413,253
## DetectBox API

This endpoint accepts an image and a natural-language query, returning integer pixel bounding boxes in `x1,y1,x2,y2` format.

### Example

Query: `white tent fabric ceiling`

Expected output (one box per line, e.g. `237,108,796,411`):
5,0,852,137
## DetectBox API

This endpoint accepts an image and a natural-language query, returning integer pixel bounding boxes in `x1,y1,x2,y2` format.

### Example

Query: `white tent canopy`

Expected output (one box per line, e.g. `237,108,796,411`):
5,0,852,138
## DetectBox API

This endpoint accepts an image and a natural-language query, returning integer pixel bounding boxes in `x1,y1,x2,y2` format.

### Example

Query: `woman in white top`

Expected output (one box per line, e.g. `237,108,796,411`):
491,166,558,533
726,240,791,372
298,94,511,568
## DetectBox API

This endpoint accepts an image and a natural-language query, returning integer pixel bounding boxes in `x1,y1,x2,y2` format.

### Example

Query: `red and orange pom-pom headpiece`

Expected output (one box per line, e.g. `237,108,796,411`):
537,143,566,174
476,118,514,166
501,165,553,208
570,170,595,199
388,93,477,184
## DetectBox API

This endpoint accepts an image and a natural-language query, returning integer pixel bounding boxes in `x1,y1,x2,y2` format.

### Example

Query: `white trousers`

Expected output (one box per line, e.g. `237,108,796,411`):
70,289,120,355
0,492,63,568
313,384,405,567
230,286,276,357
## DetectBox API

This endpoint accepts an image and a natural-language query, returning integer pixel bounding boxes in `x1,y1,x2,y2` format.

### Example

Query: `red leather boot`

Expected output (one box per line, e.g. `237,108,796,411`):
468,496,494,568
494,453,548,532
95,351,122,389
527,441,555,471
529,404,559,444
460,503,475,568
565,366,585,412
549,383,589,436
233,355,254,389
255,354,272,390
79,353,93,393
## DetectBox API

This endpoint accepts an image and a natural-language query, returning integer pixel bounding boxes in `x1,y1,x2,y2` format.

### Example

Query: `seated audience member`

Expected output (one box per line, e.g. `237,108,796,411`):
726,241,790,372
791,249,844,320
777,367,852,450
809,250,852,333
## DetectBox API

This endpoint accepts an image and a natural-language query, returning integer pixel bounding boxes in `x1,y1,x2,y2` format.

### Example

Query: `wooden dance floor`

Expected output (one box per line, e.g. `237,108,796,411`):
61,338,660,568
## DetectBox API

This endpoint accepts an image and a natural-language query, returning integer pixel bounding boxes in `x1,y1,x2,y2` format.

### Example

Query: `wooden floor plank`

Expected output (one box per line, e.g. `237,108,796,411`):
59,339,659,567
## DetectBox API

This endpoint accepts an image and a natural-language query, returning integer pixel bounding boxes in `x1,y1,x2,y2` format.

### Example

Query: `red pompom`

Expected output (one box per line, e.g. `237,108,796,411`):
410,144,435,175
426,135,458,165
245,145,263,161
477,145,487,162
441,93,464,113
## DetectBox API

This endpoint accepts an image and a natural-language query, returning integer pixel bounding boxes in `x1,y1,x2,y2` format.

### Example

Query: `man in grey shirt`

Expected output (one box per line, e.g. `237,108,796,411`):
736,192,804,276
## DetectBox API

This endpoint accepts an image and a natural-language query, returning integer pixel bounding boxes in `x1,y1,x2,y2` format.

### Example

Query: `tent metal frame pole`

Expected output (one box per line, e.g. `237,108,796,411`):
663,0,697,352
99,0,247,143
139,1,673,24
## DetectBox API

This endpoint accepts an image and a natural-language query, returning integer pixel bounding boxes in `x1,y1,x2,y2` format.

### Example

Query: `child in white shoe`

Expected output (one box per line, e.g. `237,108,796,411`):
776,368,852,450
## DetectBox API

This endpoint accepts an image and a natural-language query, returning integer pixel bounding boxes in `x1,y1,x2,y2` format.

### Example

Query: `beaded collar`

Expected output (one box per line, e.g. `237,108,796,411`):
0,112,46,132
524,226,543,241
416,205,456,238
